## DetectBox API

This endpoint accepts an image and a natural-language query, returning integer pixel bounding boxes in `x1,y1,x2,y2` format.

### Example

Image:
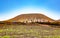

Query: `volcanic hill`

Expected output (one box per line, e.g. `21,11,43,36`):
5,13,55,23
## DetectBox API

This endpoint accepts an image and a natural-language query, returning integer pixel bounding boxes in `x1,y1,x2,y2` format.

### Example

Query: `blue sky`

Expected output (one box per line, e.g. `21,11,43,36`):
0,0,60,21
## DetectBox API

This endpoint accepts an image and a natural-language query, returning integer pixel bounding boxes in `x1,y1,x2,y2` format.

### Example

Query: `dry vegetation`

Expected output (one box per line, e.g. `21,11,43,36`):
0,22,60,38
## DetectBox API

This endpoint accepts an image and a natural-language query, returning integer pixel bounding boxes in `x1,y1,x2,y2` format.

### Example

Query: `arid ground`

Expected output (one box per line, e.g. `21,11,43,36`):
0,24,60,38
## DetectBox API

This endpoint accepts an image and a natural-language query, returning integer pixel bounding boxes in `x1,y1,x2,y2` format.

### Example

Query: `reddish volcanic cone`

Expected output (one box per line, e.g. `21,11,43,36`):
5,13,55,23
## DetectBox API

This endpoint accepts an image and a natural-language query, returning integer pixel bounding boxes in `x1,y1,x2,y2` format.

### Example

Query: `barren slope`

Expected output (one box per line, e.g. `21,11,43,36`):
6,14,55,22
57,19,60,22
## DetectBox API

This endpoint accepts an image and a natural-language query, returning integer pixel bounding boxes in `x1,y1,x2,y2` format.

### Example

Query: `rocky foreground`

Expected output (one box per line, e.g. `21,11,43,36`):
0,24,60,38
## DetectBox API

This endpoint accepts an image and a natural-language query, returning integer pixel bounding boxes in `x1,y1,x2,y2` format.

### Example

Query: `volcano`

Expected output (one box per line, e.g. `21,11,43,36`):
6,13,55,23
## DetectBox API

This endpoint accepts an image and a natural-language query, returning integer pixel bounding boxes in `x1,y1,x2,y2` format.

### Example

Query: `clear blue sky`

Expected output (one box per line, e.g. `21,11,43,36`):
0,0,60,21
